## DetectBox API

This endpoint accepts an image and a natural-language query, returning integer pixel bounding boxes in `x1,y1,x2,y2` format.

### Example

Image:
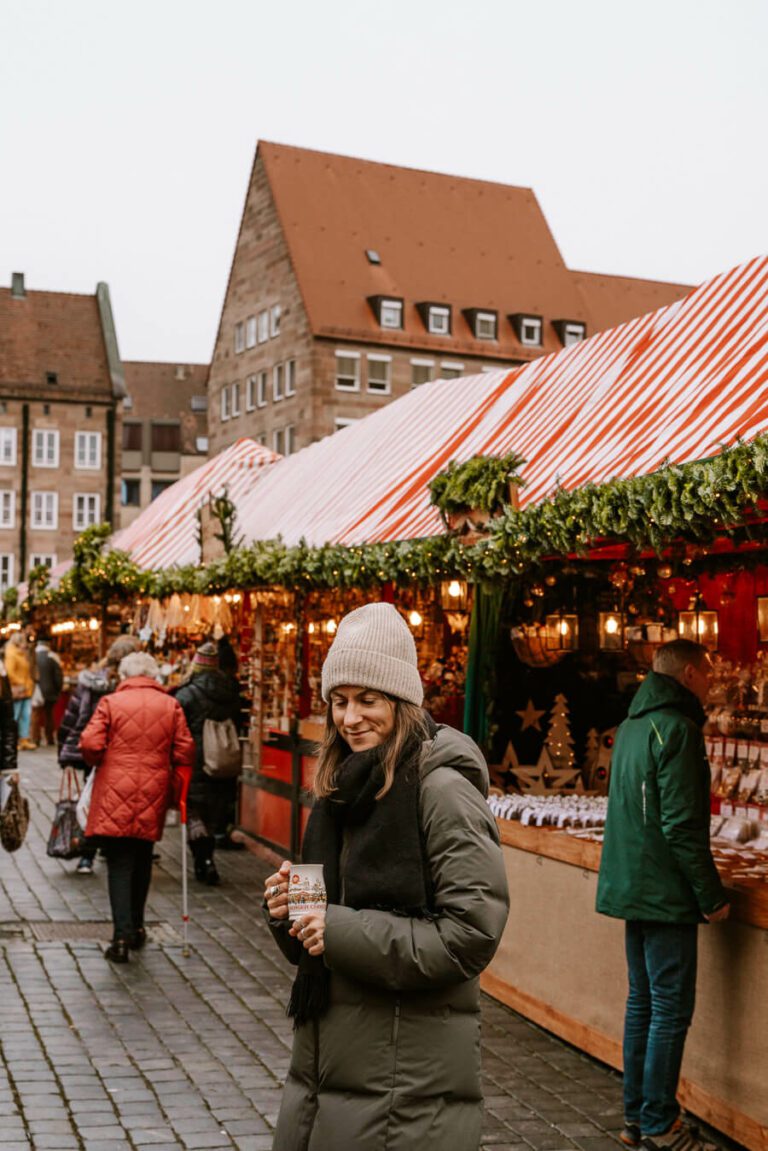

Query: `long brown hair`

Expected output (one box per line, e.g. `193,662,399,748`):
314,697,431,800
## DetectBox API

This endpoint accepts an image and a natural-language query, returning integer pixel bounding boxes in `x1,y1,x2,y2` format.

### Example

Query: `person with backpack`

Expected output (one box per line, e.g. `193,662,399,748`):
174,641,243,886
57,635,141,874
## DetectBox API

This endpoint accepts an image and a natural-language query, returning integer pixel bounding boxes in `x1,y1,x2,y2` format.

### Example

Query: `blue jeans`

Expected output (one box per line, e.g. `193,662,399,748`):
13,697,31,740
623,921,698,1135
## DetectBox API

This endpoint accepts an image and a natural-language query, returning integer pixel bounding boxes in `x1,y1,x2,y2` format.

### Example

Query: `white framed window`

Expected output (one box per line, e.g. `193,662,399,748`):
273,364,284,402
195,436,209,454
270,305,281,337
33,429,59,468
220,387,230,422
520,317,542,346
273,428,284,455
234,322,245,354
285,360,296,397
75,431,102,470
285,425,295,456
0,490,14,528
475,311,497,340
246,316,257,349
231,381,241,417
0,554,14,592
0,428,18,467
190,395,208,412
123,395,134,410
335,351,361,391
334,417,359,432
411,358,434,388
246,376,256,411
30,553,56,571
428,306,451,335
31,491,58,530
380,299,403,329
73,493,100,530
367,354,391,394
440,361,464,379
258,311,269,343
257,371,268,408
563,322,586,347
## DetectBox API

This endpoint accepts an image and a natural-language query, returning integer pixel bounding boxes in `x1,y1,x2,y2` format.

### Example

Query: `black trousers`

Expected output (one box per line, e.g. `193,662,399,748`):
102,837,154,941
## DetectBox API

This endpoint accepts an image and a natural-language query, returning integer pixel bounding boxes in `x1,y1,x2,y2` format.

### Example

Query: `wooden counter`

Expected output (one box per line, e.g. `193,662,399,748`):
483,821,768,1151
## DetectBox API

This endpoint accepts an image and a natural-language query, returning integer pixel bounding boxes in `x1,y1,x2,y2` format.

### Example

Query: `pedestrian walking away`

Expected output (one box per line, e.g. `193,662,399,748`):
5,631,36,749
596,639,730,1151
79,651,195,963
264,601,509,1151
31,634,63,747
174,640,243,886
57,634,141,874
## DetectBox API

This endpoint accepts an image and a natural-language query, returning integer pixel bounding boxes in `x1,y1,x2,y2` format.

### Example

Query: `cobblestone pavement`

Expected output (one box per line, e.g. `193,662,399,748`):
0,749,710,1150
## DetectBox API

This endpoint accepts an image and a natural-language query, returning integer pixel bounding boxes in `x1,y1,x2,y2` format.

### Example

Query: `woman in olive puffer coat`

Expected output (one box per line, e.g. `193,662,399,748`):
264,603,509,1151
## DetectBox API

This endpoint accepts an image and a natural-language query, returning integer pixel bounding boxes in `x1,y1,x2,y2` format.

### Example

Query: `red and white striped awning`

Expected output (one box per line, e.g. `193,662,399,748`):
113,438,279,569
237,255,768,546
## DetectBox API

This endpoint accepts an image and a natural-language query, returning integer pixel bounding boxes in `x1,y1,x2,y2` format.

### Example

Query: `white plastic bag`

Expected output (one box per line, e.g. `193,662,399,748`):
76,770,95,831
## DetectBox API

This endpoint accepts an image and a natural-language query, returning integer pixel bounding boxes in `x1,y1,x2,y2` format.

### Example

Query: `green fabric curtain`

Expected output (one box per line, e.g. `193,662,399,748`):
463,583,504,748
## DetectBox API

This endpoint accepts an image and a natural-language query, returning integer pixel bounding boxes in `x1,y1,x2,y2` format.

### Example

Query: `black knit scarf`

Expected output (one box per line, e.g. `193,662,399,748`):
287,723,435,1027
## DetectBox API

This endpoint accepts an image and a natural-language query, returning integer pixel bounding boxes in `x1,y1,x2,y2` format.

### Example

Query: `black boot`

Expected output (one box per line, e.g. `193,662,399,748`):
203,860,220,886
128,927,147,950
104,939,129,963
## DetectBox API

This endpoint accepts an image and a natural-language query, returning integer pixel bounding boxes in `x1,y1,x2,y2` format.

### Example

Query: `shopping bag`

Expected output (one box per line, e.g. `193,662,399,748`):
0,777,30,853
75,770,95,832
202,717,243,778
47,768,85,860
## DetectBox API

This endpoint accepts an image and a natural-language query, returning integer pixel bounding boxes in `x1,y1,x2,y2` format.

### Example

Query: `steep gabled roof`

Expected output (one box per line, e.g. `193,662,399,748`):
258,141,691,360
0,284,113,398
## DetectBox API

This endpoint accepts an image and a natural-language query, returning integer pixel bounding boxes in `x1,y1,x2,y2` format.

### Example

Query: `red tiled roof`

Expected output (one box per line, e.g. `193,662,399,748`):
258,142,691,359
573,270,694,333
0,285,112,396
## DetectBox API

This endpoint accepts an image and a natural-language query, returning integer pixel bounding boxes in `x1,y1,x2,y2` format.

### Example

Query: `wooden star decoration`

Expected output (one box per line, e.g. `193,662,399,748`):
511,747,584,794
516,699,546,731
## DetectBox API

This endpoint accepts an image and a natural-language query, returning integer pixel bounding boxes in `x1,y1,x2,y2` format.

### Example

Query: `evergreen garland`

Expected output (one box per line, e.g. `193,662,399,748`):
31,435,768,606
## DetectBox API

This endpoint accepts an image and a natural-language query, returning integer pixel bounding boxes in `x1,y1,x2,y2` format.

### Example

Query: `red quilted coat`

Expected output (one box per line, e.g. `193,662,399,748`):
80,676,195,841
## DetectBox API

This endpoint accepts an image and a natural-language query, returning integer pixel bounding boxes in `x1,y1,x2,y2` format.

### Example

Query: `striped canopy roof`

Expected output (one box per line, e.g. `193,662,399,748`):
236,255,768,547
113,438,279,570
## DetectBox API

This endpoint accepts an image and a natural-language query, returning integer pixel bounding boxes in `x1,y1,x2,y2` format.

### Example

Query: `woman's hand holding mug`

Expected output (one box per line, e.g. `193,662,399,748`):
264,860,291,919
289,912,326,956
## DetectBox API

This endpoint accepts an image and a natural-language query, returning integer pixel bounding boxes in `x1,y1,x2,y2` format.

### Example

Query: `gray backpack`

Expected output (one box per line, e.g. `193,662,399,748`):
202,717,243,778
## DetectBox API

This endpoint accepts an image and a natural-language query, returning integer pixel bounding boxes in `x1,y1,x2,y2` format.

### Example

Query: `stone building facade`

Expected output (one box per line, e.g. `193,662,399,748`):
0,273,125,590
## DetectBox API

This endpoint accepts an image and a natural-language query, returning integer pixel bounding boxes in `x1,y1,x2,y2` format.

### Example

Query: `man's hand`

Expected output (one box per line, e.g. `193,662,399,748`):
704,903,730,922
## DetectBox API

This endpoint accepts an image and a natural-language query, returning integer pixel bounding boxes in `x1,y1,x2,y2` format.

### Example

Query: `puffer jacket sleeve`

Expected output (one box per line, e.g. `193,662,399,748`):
79,697,111,767
323,766,509,991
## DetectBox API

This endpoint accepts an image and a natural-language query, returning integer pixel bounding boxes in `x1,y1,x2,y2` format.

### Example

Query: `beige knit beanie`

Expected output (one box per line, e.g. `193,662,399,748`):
321,602,424,706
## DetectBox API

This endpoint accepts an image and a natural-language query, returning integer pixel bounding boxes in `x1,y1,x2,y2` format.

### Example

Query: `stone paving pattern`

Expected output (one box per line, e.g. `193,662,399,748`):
0,749,728,1151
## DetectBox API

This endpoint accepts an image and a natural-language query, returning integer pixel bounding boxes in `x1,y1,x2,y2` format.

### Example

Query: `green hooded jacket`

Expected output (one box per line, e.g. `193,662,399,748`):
596,671,727,923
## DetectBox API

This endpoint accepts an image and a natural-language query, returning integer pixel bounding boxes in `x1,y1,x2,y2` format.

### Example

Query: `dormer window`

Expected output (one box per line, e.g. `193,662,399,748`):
368,296,403,330
510,314,543,346
366,249,381,265
554,319,587,347
417,302,452,336
463,309,498,340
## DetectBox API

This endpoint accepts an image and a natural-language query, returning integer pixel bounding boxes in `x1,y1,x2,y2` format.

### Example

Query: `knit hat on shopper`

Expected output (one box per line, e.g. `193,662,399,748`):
321,602,424,706
193,641,219,671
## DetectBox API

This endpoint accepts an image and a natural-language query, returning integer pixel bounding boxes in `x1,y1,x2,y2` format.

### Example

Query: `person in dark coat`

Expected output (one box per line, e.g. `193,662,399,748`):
596,639,729,1151
57,635,141,875
174,641,243,885
264,602,509,1151
80,651,195,963
31,637,63,747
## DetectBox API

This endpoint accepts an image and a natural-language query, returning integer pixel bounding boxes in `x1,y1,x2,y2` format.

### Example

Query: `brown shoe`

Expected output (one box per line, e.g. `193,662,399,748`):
18,739,37,751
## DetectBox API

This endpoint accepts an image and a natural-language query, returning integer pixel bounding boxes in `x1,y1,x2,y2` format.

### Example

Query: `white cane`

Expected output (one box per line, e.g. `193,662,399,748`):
180,787,190,958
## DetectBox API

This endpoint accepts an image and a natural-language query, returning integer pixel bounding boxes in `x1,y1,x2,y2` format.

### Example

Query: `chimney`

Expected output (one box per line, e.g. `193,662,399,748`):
11,272,25,299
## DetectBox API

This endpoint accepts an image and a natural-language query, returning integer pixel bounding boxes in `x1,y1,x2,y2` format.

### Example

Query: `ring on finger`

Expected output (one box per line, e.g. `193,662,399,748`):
268,884,281,898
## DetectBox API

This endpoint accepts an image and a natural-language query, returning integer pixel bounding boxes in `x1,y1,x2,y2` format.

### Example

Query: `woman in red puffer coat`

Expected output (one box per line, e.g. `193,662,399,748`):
80,651,195,964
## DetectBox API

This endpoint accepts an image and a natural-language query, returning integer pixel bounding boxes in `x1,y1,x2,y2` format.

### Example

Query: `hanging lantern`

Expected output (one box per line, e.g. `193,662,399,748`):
598,611,625,651
544,612,579,651
678,600,718,650
439,579,468,613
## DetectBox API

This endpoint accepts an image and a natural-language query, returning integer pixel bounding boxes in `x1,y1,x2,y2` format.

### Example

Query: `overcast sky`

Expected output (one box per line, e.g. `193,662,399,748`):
2,0,766,364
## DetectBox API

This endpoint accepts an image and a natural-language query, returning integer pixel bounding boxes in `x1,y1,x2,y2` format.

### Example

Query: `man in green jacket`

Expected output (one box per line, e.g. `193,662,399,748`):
596,639,729,1151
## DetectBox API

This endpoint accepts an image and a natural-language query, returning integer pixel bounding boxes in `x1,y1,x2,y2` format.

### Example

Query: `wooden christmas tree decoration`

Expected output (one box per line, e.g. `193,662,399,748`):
545,693,576,770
